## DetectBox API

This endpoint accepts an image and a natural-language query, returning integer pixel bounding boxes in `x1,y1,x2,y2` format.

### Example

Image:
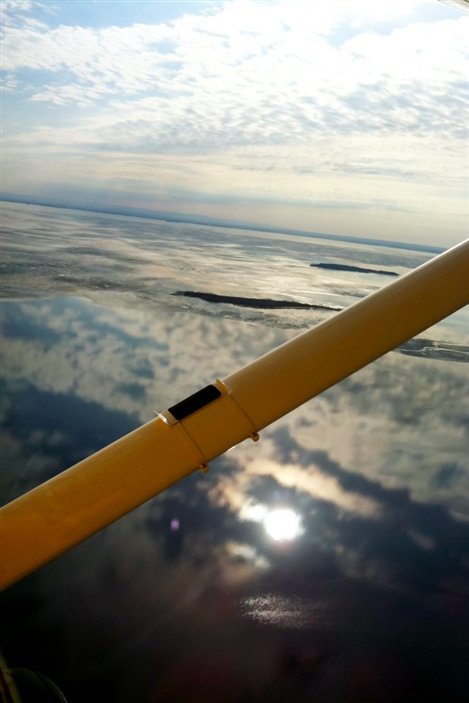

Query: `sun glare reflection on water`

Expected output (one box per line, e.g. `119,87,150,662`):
240,503,304,543
263,508,303,542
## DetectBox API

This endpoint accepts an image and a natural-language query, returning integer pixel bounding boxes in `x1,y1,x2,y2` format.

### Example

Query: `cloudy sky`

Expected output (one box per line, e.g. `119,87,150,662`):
1,0,468,246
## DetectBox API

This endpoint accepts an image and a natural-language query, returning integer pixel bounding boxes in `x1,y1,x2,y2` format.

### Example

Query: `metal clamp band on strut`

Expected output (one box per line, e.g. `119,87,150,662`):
213,379,260,442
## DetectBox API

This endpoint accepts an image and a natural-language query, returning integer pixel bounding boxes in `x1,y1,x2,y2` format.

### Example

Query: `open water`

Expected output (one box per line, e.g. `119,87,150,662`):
1,201,468,702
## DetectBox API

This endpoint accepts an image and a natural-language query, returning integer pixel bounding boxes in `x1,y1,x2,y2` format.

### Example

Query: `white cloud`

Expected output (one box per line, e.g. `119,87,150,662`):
4,12,468,147
2,1,467,137
1,0,468,244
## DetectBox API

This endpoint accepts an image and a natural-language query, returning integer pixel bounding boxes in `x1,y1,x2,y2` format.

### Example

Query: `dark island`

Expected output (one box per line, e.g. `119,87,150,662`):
311,263,399,276
399,338,469,363
173,291,342,312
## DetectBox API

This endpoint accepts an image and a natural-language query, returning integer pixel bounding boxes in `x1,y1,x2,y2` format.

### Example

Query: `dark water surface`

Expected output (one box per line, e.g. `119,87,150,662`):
1,203,468,702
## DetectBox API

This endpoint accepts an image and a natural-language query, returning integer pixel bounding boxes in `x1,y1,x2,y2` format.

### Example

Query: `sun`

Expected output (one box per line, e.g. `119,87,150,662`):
263,508,303,542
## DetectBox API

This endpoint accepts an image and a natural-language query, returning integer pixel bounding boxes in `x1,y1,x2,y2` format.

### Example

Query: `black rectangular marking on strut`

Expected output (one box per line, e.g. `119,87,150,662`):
168,384,222,421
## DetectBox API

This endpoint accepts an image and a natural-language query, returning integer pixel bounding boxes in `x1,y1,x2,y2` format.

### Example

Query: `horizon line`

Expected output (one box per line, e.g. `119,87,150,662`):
0,194,444,255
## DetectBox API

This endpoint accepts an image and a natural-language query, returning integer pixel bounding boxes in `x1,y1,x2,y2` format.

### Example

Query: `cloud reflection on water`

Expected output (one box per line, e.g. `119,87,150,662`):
2,292,468,568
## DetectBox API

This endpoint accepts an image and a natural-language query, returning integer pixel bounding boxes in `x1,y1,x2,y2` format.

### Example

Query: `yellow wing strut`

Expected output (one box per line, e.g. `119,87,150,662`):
1,239,468,590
